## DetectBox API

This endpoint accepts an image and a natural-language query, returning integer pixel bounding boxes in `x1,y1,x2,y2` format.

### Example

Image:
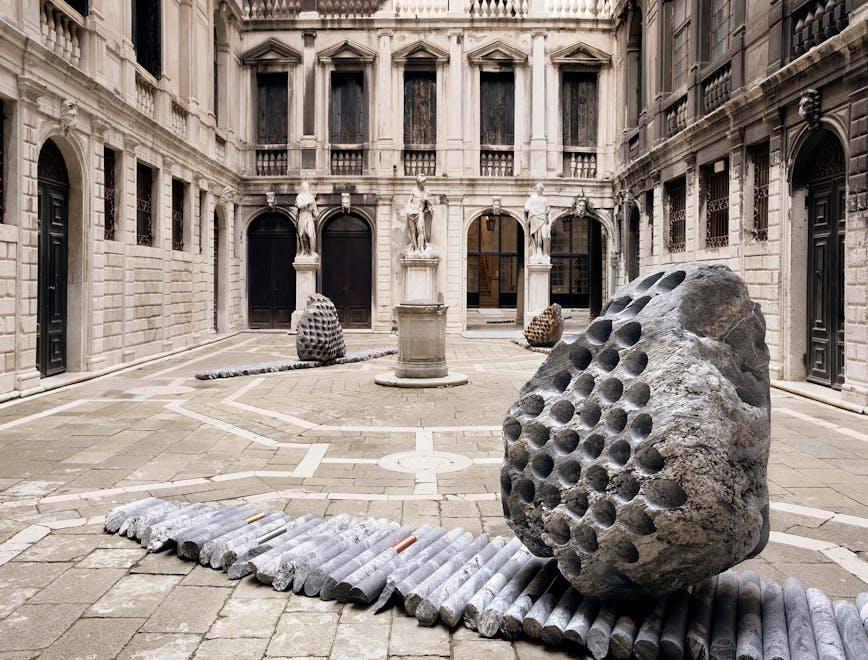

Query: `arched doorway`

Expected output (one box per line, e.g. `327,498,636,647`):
550,213,604,317
213,211,220,332
37,139,70,377
794,129,847,388
467,212,524,309
626,205,640,282
322,214,372,328
247,213,296,329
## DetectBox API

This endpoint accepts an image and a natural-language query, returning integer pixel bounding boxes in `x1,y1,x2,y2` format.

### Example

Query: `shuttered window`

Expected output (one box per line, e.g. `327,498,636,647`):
330,72,366,145
480,72,514,146
132,0,161,78
562,72,597,147
404,71,436,146
257,73,288,145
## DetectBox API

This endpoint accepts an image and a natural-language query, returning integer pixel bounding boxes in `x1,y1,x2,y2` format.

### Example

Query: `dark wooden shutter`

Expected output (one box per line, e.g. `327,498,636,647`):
133,0,161,78
330,72,365,144
562,72,597,147
257,73,288,144
404,71,436,145
480,72,514,146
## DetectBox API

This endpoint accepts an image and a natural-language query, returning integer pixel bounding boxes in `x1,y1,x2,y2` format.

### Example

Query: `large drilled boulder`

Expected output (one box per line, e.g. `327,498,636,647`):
501,263,770,599
296,294,346,363
524,304,564,348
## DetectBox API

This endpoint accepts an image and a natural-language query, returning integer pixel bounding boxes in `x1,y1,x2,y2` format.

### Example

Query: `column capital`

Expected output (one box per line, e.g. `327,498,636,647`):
377,29,393,39
447,29,464,39
531,29,547,38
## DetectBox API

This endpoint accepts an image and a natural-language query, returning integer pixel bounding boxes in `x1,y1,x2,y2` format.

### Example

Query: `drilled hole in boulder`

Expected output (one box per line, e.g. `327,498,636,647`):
606,296,632,315
582,434,605,460
547,515,571,545
621,295,651,318
570,345,593,370
579,402,602,428
550,400,576,424
597,348,620,372
598,378,624,403
592,499,616,527
622,350,648,376
500,472,513,495
558,460,581,485
613,472,640,501
636,445,665,473
613,321,642,348
606,409,628,434
573,525,599,553
503,418,522,443
586,465,609,492
614,539,639,563
630,413,653,441
657,270,686,292
516,478,536,504
558,548,582,576
608,438,631,466
566,490,589,517
620,506,656,535
554,430,580,454
644,479,688,508
532,453,554,479
509,443,529,470
574,373,596,397
538,483,561,508
552,371,572,392
636,271,664,291
736,386,766,408
520,394,546,416
624,382,651,409
523,423,551,449
586,319,613,345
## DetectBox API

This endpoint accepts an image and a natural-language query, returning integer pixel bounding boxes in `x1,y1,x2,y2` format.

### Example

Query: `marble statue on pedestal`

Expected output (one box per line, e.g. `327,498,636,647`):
525,183,552,265
404,175,434,257
295,181,318,257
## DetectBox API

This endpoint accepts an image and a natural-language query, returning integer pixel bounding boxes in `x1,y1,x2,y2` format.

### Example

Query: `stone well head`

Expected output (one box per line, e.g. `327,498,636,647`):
501,263,771,599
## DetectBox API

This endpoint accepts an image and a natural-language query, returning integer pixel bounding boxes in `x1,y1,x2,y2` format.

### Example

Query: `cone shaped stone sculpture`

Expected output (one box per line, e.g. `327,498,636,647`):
296,294,346,363
501,263,771,599
524,304,565,348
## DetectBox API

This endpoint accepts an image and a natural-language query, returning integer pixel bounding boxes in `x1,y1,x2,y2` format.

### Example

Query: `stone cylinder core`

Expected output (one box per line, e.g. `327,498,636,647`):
394,301,448,379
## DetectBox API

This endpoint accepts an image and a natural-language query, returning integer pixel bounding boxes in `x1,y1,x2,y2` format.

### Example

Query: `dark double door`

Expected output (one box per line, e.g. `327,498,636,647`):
37,141,69,377
807,176,846,388
323,215,372,328
550,215,603,317
248,215,295,329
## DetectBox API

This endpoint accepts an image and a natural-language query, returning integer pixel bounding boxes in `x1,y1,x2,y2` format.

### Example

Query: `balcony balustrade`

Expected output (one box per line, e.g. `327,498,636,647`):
394,0,449,15
331,148,364,175
403,149,437,176
135,74,156,118
664,96,687,138
243,0,613,18
256,147,288,176
215,135,226,163
792,0,848,59
480,149,514,176
701,63,731,114
563,150,597,178
40,0,84,68
171,103,189,139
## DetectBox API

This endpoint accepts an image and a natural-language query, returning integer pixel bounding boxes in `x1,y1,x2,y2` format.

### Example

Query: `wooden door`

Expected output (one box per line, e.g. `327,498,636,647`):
37,141,69,377
247,215,295,329
323,215,372,328
807,178,845,388
213,212,219,331
467,215,522,309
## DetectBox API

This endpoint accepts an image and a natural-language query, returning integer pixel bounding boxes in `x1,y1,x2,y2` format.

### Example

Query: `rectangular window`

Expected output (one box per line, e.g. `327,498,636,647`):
330,71,366,145
480,72,515,146
751,144,769,242
132,0,161,78
171,178,185,251
404,71,436,146
664,0,690,92
645,190,655,256
708,0,730,61
703,161,729,248
104,147,117,240
257,72,288,145
136,163,154,246
562,72,597,147
666,177,686,253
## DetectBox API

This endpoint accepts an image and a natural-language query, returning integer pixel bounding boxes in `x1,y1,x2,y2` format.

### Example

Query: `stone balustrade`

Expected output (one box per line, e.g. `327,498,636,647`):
256,148,288,176
330,148,364,175
792,0,848,58
563,150,597,178
171,103,189,139
546,0,610,18
243,0,613,17
480,149,514,176
394,0,450,15
243,0,302,18
215,135,227,163
40,0,84,68
135,74,156,118
702,63,731,114
403,149,437,176
664,96,687,138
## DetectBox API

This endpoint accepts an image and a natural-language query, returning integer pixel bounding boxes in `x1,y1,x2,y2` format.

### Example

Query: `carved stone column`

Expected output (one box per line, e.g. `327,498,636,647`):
525,263,552,328
301,31,317,172
446,30,464,175
376,30,395,175
401,257,439,302
529,30,547,177
291,255,320,330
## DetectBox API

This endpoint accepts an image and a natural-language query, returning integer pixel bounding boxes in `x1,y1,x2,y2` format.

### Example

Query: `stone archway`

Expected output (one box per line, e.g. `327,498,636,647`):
247,213,296,329
466,211,525,311
321,213,372,329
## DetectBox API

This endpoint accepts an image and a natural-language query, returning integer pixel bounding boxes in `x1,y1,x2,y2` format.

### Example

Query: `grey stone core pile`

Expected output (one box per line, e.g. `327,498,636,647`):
524,304,565,348
296,294,346,363
104,498,868,660
195,347,397,380
502,263,771,599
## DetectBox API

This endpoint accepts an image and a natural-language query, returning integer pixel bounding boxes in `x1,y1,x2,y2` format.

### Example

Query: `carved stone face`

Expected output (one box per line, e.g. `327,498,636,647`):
300,181,310,193
576,198,587,216
534,183,544,195
416,174,427,188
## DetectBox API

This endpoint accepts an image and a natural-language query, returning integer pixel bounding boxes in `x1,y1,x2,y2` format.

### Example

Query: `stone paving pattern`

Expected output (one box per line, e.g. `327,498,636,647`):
0,333,865,659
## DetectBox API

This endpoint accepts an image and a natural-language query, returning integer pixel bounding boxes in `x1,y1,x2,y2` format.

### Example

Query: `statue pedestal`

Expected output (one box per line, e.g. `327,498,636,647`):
291,255,319,331
401,256,439,303
525,263,552,328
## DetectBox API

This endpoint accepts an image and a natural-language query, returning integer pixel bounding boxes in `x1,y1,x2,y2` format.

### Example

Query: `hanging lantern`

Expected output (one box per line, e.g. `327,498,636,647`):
562,214,572,233
486,215,496,232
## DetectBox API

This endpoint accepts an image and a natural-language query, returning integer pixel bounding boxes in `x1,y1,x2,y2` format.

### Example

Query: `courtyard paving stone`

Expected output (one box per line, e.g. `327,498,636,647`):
0,333,864,658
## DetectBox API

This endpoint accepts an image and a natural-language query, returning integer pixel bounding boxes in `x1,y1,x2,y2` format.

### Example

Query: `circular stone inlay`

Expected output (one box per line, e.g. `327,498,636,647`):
378,450,474,475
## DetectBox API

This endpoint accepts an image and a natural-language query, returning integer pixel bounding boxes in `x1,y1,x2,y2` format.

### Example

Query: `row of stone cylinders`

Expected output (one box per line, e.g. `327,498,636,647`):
40,0,82,67
792,0,848,57
243,0,612,17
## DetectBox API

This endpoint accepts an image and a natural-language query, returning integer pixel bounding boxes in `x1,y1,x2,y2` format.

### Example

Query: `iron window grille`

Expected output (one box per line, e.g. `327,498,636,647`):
666,178,686,253
136,163,154,246
751,146,769,242
171,179,185,251
704,163,729,248
103,148,117,240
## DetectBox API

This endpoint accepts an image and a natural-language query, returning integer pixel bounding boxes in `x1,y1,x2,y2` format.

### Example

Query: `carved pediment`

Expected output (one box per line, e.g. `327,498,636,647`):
318,39,377,64
392,40,449,64
241,38,301,66
550,41,611,66
467,40,528,65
